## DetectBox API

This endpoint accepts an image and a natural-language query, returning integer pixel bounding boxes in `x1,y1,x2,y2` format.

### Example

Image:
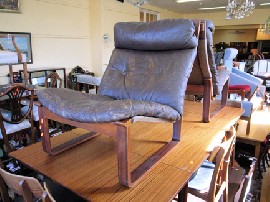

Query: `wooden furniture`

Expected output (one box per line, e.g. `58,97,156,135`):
37,19,200,187
0,167,55,202
236,132,267,169
19,67,66,88
0,35,29,85
228,85,251,100
0,84,35,153
187,127,236,202
45,72,63,88
9,101,243,201
186,20,229,123
75,74,101,94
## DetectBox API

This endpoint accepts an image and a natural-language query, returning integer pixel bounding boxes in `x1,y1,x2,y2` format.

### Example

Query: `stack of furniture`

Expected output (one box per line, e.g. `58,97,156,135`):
224,48,266,134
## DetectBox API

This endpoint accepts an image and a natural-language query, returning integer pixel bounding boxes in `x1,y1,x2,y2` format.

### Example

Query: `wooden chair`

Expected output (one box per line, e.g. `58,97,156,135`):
186,20,229,123
0,167,55,202
25,72,65,136
187,126,236,202
37,19,199,187
0,84,35,153
45,72,63,88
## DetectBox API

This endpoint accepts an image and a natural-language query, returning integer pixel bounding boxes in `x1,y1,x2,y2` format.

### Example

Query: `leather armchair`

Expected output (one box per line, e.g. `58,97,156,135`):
37,19,199,187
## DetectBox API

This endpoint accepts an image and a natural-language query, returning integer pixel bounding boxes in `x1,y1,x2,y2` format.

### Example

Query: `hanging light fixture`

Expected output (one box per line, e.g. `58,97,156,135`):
259,16,270,34
225,0,255,20
126,0,150,7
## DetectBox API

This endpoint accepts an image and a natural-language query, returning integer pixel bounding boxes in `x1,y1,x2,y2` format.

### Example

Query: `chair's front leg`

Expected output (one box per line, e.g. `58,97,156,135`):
221,79,229,106
38,106,51,154
173,118,182,141
117,124,131,187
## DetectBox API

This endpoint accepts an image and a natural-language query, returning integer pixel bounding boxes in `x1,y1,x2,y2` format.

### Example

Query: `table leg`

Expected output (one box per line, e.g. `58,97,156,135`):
177,183,188,202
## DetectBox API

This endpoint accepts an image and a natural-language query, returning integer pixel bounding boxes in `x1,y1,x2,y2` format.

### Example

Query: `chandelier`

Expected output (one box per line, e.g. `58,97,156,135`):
225,0,255,20
259,16,270,34
126,0,150,7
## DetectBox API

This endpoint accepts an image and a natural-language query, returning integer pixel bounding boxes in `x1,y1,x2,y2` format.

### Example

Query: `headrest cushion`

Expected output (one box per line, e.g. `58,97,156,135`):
114,19,198,51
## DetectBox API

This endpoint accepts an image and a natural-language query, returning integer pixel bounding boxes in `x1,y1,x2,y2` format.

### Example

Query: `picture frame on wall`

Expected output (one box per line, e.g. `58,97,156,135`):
0,0,21,13
0,32,33,63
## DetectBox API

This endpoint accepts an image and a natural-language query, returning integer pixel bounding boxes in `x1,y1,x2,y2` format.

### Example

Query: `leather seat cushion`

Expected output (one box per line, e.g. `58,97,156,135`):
37,88,180,123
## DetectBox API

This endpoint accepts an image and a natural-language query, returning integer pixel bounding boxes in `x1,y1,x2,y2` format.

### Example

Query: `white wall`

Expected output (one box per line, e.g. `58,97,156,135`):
0,0,90,84
93,0,183,75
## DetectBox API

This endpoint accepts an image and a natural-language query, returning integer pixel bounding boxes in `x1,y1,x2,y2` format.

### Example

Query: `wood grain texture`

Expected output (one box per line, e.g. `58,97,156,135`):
10,101,243,201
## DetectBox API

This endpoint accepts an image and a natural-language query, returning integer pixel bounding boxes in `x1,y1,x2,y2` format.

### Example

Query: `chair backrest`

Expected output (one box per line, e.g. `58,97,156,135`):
45,72,62,88
0,84,34,124
187,20,227,96
98,19,199,115
0,167,55,202
188,20,212,86
253,59,270,75
224,48,238,72
208,127,236,201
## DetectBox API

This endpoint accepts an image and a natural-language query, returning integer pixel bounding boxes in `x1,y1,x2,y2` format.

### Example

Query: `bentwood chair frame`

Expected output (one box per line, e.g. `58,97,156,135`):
186,20,229,123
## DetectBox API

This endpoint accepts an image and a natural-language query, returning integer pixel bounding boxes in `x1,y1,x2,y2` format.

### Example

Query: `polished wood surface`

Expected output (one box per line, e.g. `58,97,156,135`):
10,101,243,201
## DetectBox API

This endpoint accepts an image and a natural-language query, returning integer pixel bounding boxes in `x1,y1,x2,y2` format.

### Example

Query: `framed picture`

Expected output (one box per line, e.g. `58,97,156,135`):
0,0,21,13
0,32,33,63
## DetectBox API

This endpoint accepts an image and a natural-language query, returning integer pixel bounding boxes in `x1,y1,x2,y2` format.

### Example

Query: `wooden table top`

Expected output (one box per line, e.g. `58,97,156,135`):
10,101,243,202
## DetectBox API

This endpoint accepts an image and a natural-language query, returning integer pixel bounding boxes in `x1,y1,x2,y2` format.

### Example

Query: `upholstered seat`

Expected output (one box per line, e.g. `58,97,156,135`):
0,84,35,153
0,109,31,140
229,85,250,91
38,88,180,122
37,19,199,187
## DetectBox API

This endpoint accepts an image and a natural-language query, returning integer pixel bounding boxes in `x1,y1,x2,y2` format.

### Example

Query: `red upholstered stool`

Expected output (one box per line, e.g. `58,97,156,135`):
228,85,251,100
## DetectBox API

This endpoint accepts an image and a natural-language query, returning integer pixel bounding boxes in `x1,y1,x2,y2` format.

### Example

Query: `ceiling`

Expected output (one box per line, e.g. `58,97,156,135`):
148,0,270,14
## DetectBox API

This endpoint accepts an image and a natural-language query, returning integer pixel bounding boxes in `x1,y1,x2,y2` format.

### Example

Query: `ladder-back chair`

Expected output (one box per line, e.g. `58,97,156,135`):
188,127,236,202
0,167,55,202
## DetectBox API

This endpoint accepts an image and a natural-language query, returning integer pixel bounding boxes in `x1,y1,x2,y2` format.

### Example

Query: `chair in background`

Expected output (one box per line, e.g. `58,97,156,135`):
37,19,199,187
0,167,55,202
76,74,102,94
0,84,35,153
45,72,63,88
187,127,236,202
228,157,256,201
186,20,230,123
22,72,65,137
224,48,266,134
253,59,270,88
